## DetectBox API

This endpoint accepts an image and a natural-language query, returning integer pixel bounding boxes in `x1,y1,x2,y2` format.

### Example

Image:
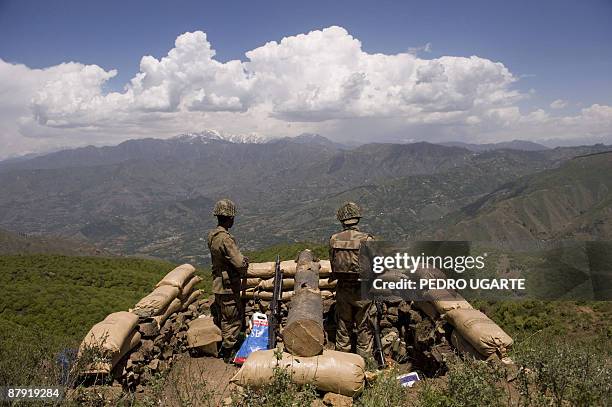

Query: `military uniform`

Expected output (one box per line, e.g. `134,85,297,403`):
207,224,248,351
329,223,374,357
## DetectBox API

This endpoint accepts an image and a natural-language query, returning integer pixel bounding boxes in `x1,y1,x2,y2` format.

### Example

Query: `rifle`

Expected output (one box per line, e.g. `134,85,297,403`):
372,300,386,368
268,254,283,349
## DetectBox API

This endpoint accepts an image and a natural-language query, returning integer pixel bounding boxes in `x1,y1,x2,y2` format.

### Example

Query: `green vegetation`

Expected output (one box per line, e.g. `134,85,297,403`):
0,254,211,390
474,300,612,340
0,254,184,343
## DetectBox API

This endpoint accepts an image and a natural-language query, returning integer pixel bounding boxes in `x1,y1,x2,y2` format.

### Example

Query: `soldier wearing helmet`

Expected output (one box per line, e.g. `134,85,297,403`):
207,199,249,360
329,202,375,358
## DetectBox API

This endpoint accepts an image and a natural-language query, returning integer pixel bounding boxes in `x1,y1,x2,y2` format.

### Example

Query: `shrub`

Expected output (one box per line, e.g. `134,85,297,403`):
513,334,611,406
357,367,408,407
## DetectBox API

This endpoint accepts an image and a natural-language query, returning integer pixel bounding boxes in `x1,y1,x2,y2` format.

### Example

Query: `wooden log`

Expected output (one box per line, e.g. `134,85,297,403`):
283,250,325,357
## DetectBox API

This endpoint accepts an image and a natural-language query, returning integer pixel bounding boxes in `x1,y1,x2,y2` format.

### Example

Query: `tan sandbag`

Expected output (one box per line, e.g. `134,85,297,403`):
246,262,275,278
179,275,203,300
451,329,486,360
258,277,337,291
231,349,365,397
413,301,440,320
246,277,262,288
281,260,331,277
153,298,182,327
134,285,180,317
156,264,196,288
444,308,513,358
247,260,331,279
415,267,473,315
431,297,473,315
80,311,139,354
82,330,141,374
243,289,333,301
319,277,336,290
186,316,222,352
181,289,202,310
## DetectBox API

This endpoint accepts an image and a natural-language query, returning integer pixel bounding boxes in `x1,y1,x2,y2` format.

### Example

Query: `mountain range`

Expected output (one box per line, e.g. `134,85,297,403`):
0,134,610,264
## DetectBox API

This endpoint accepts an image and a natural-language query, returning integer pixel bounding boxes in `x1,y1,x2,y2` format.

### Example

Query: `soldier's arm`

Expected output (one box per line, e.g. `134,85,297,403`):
222,236,248,275
328,236,335,273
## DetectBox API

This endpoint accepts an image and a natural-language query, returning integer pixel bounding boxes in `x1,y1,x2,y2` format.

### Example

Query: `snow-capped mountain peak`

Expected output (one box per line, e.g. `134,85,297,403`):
173,130,266,144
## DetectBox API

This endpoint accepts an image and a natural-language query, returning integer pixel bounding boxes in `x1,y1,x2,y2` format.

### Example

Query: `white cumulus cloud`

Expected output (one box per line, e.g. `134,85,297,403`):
550,99,568,109
0,26,611,159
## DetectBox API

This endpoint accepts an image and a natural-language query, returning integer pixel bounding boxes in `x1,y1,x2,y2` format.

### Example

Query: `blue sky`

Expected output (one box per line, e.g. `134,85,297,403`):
0,0,611,157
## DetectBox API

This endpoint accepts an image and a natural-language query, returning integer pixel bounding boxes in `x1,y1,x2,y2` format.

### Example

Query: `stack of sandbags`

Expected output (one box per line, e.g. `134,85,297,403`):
246,260,332,279
244,260,335,303
415,267,473,318
231,349,366,397
133,285,180,318
444,308,513,359
256,276,337,291
156,264,196,289
243,288,334,302
133,264,203,328
79,311,141,374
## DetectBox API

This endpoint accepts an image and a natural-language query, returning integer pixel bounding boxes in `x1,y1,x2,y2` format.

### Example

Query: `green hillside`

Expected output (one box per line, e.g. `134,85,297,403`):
0,228,108,256
438,151,612,241
0,255,202,345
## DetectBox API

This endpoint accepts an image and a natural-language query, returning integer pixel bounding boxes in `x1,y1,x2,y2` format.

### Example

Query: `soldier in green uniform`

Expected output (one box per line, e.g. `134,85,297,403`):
207,199,249,360
329,202,375,358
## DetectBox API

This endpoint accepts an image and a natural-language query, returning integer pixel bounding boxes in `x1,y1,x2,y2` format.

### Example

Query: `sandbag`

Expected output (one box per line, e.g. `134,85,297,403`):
156,264,196,289
415,267,473,315
179,275,203,300
412,301,440,320
451,329,486,360
153,298,182,327
246,262,275,278
181,289,202,310
280,260,331,277
134,285,180,317
82,330,141,374
246,260,331,279
246,278,262,288
243,289,334,301
258,277,337,291
444,308,513,358
231,349,365,397
187,316,222,354
432,298,473,315
80,311,139,354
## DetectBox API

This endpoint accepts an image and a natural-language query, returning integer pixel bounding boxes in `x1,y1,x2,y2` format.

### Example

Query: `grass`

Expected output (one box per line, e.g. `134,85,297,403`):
0,253,211,392
0,254,185,343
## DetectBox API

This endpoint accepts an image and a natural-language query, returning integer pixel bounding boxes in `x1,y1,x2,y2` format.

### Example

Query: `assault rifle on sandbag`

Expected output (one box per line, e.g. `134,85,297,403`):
372,300,386,368
268,254,283,348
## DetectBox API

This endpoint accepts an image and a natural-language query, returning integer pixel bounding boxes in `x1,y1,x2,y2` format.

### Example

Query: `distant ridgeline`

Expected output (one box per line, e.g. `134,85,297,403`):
0,136,610,263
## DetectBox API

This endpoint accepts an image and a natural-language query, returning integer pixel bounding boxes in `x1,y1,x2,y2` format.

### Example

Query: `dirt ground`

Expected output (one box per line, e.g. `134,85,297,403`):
160,354,240,406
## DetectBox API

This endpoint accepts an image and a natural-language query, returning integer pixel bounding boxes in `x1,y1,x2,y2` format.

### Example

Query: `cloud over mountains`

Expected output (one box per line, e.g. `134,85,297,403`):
1,26,611,158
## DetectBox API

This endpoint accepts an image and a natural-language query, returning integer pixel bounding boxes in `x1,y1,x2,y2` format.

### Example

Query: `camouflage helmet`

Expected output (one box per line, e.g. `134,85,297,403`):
213,199,237,217
336,202,362,224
